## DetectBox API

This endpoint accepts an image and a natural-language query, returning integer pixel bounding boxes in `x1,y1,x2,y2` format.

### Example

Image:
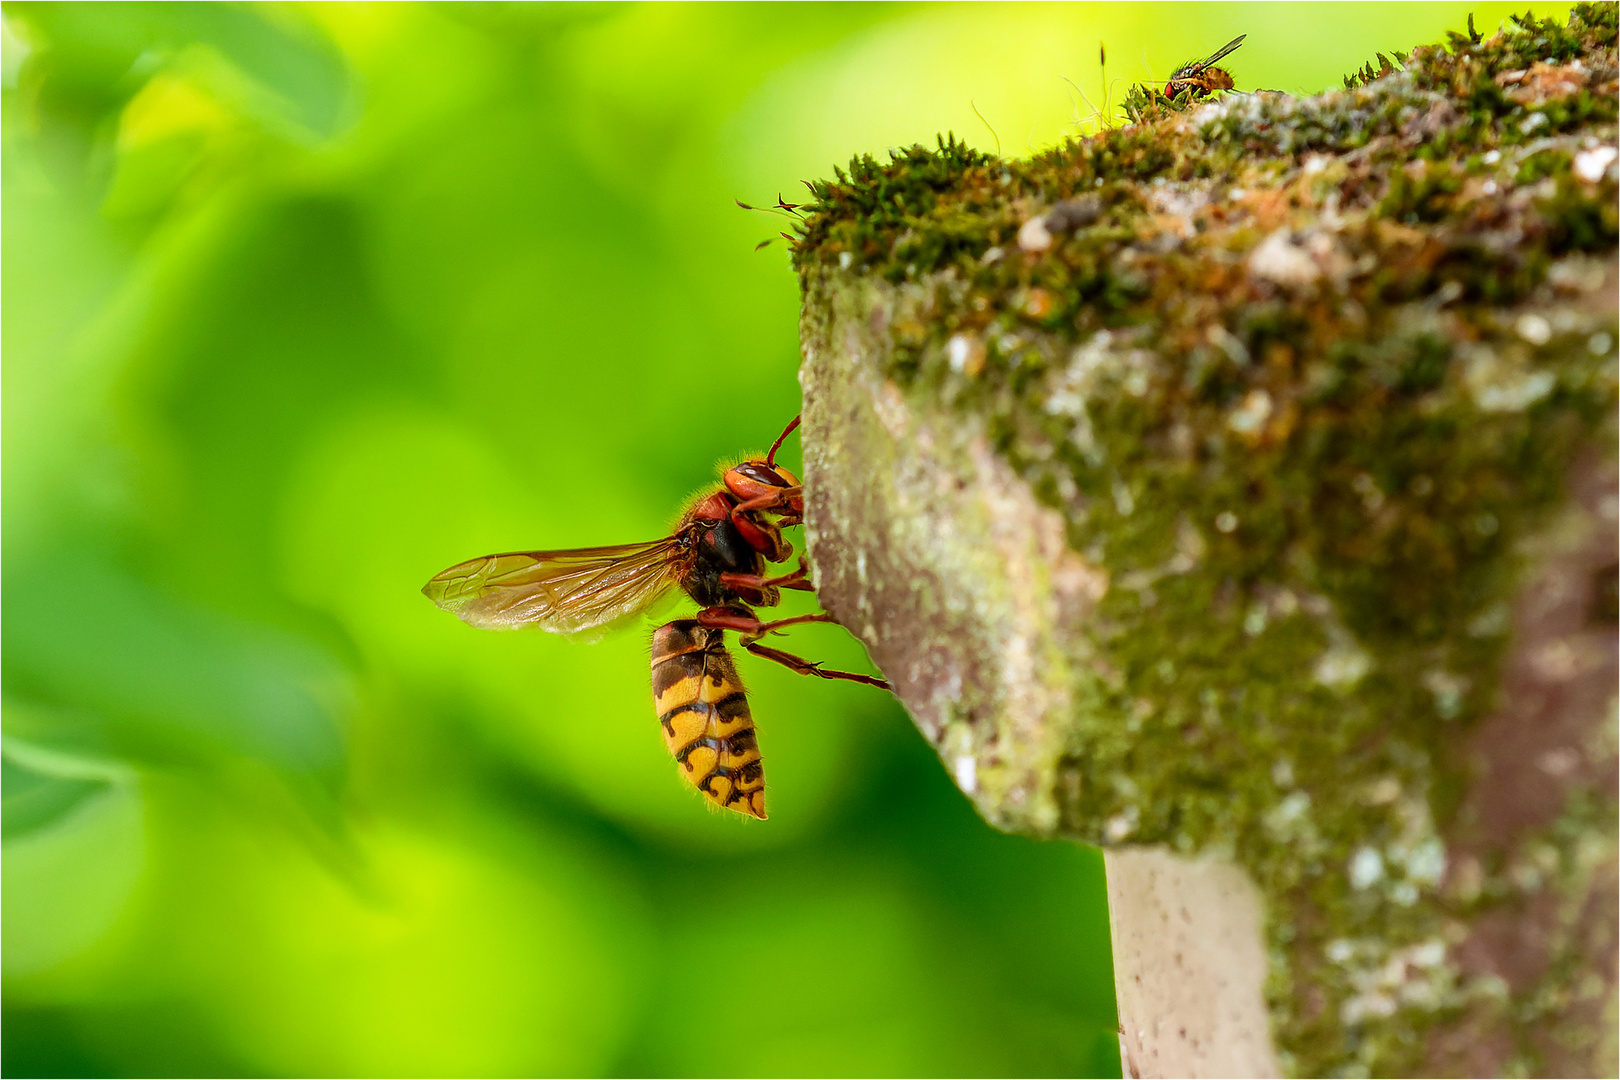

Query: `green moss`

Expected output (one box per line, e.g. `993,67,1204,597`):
795,5,1618,1076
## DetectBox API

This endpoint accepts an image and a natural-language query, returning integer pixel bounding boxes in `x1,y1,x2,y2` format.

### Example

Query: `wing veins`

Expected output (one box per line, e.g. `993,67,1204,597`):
423,537,685,635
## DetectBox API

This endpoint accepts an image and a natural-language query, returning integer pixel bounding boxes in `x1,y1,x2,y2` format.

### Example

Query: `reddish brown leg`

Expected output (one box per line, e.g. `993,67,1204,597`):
732,485,802,513
766,415,800,467
696,600,891,692
744,641,891,691
730,485,803,521
696,608,836,636
731,513,793,564
719,560,814,594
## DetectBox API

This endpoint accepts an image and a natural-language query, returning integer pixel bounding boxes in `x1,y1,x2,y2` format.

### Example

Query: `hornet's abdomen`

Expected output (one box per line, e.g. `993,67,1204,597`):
650,621,766,819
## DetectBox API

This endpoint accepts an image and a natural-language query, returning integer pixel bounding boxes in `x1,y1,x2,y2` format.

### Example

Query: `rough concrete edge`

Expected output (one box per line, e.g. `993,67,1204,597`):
799,270,1099,834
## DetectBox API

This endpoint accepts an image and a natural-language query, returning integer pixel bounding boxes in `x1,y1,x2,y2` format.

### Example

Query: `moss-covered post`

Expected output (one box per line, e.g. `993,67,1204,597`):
791,8,1618,1077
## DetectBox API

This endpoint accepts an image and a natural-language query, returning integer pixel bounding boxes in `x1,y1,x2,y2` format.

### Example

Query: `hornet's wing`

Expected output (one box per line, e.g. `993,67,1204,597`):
423,538,686,636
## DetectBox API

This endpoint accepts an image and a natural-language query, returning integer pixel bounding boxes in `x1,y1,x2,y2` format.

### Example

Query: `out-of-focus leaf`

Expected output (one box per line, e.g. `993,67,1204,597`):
1,744,145,981
3,549,348,785
1,753,110,840
11,2,349,137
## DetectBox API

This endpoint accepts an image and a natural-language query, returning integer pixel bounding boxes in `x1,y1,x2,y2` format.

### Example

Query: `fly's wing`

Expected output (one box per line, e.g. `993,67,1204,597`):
1177,34,1246,78
1200,34,1247,69
423,538,684,636
1192,34,1250,72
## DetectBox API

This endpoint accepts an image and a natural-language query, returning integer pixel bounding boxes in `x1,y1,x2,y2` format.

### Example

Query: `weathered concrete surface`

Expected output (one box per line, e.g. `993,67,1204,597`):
1106,849,1279,1079
794,9,1617,1076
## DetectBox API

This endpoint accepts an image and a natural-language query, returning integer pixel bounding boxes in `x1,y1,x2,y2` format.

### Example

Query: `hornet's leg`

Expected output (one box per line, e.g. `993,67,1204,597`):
696,608,836,637
730,513,794,564
719,558,814,595
765,414,800,467
744,641,892,691
694,606,892,692
730,485,803,516
729,486,804,529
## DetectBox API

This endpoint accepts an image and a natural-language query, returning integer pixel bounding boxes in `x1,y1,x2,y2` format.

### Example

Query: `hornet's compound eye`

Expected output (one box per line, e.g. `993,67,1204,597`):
732,460,792,488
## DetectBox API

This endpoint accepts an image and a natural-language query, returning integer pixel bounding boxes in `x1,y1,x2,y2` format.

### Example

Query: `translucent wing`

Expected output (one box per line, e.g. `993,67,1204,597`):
423,538,685,636
1198,34,1247,70
1174,34,1246,79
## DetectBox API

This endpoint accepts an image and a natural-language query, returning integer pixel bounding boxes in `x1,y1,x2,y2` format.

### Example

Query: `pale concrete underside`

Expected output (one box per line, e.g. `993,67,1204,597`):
1107,849,1280,1079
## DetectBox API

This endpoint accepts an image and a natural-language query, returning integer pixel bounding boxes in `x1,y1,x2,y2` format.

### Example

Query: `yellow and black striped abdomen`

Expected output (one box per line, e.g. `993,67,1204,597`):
650,621,766,819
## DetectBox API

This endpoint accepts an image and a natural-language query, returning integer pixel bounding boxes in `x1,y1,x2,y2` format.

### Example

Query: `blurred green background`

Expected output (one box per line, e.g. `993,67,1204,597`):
2,3,1573,1076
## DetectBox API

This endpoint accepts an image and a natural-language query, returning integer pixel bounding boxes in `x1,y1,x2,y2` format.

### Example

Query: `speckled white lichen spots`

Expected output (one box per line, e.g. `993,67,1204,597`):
1508,842,1558,891
1572,143,1616,181
1351,471,1385,512
1248,229,1321,287
1515,312,1552,345
1105,805,1140,842
1052,331,1112,406
1411,939,1446,969
1266,791,1312,833
1111,477,1135,516
946,332,986,376
1405,838,1447,887
1422,669,1469,719
941,716,973,767
1315,640,1371,688
1206,323,1251,365
1463,343,1557,412
1214,511,1239,533
1227,388,1273,435
1364,776,1402,805
1166,517,1206,574
1341,990,1398,1025
1017,215,1053,252
1349,847,1386,889
953,754,978,794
